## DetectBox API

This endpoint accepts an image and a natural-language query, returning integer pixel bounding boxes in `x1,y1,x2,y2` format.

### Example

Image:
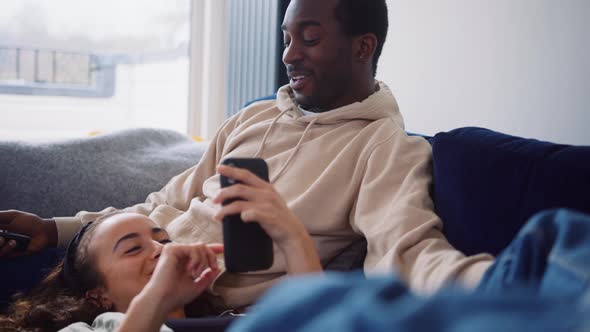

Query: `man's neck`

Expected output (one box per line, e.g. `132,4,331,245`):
298,80,378,113
337,79,377,107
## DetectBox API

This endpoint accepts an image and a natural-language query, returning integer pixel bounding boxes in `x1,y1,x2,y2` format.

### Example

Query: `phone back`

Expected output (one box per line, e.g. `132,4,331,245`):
220,158,273,272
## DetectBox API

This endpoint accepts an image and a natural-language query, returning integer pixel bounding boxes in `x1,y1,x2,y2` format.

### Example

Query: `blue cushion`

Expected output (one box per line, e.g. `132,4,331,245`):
0,248,64,310
432,127,590,256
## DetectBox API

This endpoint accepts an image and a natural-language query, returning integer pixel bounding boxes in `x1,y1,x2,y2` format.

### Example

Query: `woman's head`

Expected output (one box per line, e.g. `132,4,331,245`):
62,212,172,312
82,212,171,311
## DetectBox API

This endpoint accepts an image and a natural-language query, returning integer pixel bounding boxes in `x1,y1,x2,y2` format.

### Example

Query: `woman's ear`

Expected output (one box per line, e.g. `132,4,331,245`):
86,288,113,311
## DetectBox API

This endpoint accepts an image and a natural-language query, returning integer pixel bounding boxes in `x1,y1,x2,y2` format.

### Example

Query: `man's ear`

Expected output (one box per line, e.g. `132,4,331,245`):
354,33,377,62
86,288,114,310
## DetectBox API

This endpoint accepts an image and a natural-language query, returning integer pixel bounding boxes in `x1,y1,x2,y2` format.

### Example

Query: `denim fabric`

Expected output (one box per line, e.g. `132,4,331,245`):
478,209,590,299
229,209,590,332
230,275,582,332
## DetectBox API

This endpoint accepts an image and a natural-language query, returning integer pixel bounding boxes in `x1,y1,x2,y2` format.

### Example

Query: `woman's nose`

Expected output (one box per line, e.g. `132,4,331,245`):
151,240,164,259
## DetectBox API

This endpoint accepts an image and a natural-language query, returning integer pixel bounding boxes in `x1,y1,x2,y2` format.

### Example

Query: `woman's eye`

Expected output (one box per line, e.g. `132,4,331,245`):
124,246,141,254
159,239,172,245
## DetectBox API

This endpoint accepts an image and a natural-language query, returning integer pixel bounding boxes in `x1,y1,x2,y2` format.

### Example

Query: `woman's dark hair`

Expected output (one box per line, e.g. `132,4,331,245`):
0,217,111,332
334,0,389,77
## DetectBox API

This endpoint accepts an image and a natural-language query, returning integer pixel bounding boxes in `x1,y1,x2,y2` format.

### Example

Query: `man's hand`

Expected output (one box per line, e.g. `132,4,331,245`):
213,164,322,274
0,210,57,258
213,164,309,248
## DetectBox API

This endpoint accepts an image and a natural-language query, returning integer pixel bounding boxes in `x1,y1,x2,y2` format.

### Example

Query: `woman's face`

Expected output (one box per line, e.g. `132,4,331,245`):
88,213,171,312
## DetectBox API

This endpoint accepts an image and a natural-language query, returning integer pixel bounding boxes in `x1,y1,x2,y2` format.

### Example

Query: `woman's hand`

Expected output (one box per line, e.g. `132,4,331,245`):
213,164,322,274
145,243,223,312
121,243,223,332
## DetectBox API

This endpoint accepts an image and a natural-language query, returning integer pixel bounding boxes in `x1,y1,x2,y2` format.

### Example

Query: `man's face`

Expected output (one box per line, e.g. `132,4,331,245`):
282,0,356,111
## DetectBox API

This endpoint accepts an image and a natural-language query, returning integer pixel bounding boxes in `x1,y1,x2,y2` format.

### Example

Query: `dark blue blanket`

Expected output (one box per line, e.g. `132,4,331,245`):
229,209,590,332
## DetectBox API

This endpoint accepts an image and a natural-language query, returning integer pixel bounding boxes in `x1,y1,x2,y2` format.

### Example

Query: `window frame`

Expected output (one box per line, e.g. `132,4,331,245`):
0,45,115,98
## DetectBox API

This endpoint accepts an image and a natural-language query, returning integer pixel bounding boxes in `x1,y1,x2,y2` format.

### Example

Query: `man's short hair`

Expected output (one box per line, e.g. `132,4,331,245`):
334,0,389,77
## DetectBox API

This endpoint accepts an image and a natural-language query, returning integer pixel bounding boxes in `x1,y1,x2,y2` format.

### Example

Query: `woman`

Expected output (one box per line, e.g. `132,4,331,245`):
0,210,321,331
0,212,222,331
1,163,325,331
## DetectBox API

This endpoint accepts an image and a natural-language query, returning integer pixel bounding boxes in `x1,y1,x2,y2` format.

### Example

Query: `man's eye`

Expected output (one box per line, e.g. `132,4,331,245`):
124,246,141,254
303,39,318,45
159,239,172,245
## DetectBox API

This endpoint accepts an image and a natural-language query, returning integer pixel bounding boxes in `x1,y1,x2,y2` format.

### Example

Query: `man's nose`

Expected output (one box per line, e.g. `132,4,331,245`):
283,41,304,66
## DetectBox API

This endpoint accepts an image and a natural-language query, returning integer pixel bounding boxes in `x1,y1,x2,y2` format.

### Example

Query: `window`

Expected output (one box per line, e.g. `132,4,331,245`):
0,0,191,140
0,47,115,98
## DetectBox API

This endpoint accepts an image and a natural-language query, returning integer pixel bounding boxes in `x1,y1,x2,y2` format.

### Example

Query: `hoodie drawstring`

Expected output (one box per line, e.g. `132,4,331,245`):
271,118,317,182
253,108,290,158
252,108,318,183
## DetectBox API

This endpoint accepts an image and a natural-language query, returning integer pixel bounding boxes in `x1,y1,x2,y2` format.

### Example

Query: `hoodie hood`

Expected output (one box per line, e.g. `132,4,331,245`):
253,80,405,182
275,80,404,129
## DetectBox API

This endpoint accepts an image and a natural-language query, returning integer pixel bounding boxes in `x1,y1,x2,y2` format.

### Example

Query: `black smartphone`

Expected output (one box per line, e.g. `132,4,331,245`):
0,231,31,252
220,158,273,273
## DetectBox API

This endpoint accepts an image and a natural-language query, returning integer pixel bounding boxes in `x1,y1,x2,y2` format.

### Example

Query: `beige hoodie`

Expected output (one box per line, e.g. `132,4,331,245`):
55,82,494,307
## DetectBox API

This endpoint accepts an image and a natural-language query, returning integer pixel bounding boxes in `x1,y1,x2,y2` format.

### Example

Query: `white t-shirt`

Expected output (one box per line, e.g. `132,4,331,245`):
59,312,173,332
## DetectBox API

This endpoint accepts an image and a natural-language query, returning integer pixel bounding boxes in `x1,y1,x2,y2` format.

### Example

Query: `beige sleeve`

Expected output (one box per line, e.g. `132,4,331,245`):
352,132,494,293
55,117,238,247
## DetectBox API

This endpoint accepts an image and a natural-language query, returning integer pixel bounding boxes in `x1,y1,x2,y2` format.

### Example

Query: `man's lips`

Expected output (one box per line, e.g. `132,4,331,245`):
289,73,312,91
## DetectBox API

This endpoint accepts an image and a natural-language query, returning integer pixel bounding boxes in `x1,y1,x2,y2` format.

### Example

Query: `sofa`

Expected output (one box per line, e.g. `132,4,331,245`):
1,107,589,330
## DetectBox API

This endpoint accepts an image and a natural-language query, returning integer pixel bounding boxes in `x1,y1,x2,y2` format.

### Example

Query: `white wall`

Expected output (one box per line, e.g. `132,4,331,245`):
379,0,590,144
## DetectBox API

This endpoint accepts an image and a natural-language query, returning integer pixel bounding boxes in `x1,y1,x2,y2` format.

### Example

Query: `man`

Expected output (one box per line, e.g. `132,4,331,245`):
0,0,493,308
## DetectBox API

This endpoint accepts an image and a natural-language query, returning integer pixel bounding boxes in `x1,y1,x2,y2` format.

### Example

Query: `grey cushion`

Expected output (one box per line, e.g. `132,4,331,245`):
0,127,367,271
0,128,207,217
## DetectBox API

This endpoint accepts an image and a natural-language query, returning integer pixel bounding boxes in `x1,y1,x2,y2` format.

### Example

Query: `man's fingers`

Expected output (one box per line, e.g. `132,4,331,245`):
217,165,267,188
214,200,250,221
241,209,267,223
213,184,260,205
207,243,224,254
214,201,275,227
0,210,18,228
